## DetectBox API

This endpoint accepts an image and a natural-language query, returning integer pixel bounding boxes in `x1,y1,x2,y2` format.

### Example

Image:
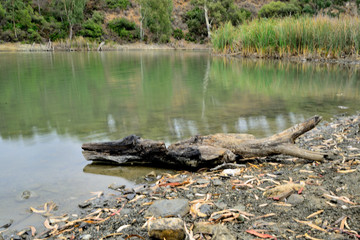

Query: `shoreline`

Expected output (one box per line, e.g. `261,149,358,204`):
1,113,360,240
0,42,211,52
2,41,360,66
214,52,360,65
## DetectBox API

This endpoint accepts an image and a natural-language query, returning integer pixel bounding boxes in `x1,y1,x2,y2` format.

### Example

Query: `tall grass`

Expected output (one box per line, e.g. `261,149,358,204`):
212,16,360,59
212,22,239,54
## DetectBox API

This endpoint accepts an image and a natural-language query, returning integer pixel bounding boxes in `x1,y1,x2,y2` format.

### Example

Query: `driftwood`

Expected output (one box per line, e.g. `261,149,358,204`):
82,115,331,168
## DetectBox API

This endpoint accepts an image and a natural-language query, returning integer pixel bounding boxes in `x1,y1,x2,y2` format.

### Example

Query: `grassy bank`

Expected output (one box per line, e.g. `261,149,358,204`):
213,16,360,59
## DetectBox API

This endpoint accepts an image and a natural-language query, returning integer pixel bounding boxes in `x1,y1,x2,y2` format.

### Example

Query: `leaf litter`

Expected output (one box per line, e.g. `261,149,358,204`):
3,114,360,240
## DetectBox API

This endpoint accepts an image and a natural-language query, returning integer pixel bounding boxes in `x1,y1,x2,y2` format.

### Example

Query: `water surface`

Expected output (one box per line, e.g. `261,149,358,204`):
0,51,359,229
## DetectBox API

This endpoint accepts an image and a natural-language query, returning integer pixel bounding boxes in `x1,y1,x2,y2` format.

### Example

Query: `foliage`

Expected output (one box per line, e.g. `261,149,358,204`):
108,18,139,40
173,28,184,40
191,0,251,27
54,0,88,40
296,0,356,17
80,11,104,39
106,0,130,10
0,3,5,20
212,16,360,59
185,7,207,41
258,1,301,18
141,0,172,42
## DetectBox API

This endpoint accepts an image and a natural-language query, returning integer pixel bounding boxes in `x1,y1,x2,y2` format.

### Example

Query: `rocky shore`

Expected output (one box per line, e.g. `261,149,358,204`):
1,114,360,240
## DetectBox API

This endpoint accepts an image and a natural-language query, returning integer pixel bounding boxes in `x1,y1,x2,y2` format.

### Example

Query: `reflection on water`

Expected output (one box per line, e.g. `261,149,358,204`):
83,164,174,184
0,51,359,229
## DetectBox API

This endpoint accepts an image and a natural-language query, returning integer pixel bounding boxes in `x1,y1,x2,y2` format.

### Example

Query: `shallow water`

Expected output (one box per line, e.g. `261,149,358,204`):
0,51,359,230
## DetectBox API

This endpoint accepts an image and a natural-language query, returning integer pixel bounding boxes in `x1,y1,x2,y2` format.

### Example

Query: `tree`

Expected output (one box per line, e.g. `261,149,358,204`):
2,0,25,39
141,0,172,42
190,0,251,39
54,0,88,40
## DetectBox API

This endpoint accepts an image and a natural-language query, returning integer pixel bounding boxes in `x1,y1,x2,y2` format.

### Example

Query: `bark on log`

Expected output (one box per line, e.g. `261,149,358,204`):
82,115,330,168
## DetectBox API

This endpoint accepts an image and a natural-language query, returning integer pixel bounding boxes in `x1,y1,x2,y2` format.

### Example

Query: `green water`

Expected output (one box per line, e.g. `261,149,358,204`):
0,51,359,230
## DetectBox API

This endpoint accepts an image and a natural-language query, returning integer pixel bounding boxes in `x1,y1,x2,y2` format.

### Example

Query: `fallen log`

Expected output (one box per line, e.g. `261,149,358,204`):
82,115,331,168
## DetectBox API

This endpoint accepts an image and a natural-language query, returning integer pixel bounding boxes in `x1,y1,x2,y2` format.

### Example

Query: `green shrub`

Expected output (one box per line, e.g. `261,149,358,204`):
80,11,104,39
27,28,42,42
258,1,300,18
228,7,252,26
0,3,5,20
185,7,207,41
185,32,195,42
302,4,315,14
91,11,105,23
80,20,103,38
159,34,169,43
106,0,130,9
108,18,139,40
173,28,184,40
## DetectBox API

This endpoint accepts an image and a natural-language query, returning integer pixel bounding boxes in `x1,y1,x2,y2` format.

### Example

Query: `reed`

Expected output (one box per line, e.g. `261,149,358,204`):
212,16,360,59
212,22,239,53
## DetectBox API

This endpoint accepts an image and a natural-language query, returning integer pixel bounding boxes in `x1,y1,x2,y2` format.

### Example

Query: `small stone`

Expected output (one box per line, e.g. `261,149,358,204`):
148,218,185,240
78,202,91,208
185,193,194,199
314,218,322,226
146,171,156,178
199,204,212,216
212,179,223,186
212,225,236,240
214,201,227,210
81,234,92,240
232,204,245,211
196,179,210,184
21,190,31,200
126,193,136,200
145,199,189,217
287,194,304,205
108,184,126,191
193,222,216,234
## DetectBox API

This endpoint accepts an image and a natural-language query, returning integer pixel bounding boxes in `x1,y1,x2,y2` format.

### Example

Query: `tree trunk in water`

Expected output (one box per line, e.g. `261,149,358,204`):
82,116,331,168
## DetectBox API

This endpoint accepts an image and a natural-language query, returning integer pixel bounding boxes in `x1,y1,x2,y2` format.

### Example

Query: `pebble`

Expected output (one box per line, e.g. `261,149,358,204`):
21,190,31,200
185,193,194,199
126,193,136,200
199,204,212,216
232,204,246,211
108,183,125,191
212,225,236,240
212,179,223,186
194,222,216,234
81,234,92,240
78,202,91,208
214,201,227,210
145,199,190,217
287,194,304,205
148,218,185,240
196,179,210,184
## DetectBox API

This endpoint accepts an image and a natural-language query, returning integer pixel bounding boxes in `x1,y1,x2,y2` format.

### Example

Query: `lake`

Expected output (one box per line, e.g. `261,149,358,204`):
0,51,359,230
